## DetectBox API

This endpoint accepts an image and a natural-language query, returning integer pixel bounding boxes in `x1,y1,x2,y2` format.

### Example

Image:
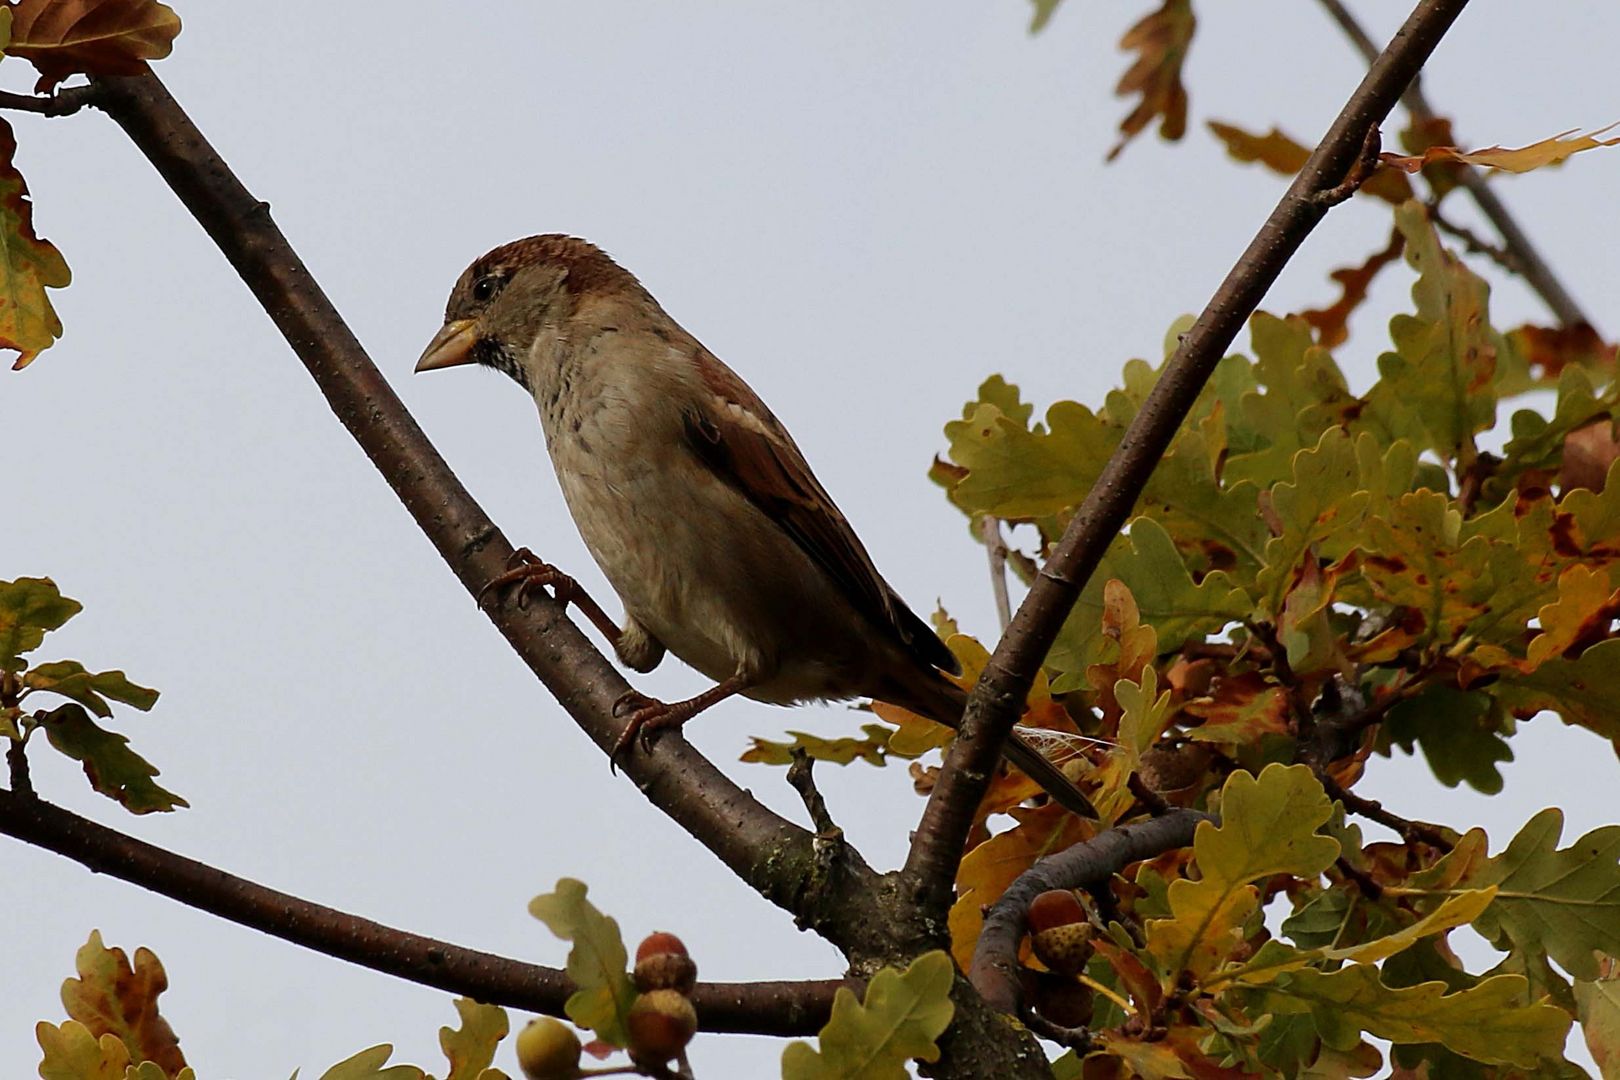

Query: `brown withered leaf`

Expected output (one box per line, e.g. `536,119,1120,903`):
949,803,1092,968
7,0,182,92
1109,0,1195,162
1381,123,1620,176
1510,322,1618,380
1562,416,1620,495
1207,120,1413,205
60,931,186,1077
0,118,71,369
1207,120,1308,173
1302,226,1405,348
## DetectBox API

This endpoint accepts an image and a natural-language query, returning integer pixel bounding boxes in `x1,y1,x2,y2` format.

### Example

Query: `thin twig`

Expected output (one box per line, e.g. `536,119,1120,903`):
1126,774,1172,817
1311,123,1383,207
0,84,101,117
1315,0,1591,329
787,751,842,841
1427,199,1517,272
1020,1008,1094,1052
904,0,1473,925
1334,855,1384,900
969,810,1209,1014
1317,772,1455,851
0,788,842,1035
979,516,1013,632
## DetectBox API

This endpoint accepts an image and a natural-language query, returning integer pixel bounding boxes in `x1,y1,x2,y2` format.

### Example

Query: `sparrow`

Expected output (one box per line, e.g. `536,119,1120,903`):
417,235,1095,818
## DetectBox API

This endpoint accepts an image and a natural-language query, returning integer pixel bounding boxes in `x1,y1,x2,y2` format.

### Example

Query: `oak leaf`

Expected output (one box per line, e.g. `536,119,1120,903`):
1380,123,1620,175
58,931,186,1076
528,879,637,1047
780,951,954,1079
0,119,70,369
1109,0,1195,161
39,703,188,813
6,0,181,92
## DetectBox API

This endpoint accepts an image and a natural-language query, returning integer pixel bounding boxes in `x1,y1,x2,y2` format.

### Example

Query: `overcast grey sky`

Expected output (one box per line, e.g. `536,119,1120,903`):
3,2,1617,1076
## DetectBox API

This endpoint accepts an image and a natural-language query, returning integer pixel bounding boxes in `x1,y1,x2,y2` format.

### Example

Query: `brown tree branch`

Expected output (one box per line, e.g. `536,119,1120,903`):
1317,773,1455,851
0,788,841,1036
969,810,1209,1014
78,71,902,960
1315,0,1591,329
902,0,1475,921
0,84,101,117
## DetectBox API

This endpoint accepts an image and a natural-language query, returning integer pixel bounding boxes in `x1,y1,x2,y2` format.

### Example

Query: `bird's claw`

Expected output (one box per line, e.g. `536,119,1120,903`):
477,547,581,611
609,690,687,772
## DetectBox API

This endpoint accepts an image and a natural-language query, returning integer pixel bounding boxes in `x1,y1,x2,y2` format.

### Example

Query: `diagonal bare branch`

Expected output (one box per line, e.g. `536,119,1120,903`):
0,788,842,1036
901,0,1476,921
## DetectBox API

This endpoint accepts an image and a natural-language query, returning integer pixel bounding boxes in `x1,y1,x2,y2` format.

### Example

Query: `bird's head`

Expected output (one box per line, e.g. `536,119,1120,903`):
415,234,633,389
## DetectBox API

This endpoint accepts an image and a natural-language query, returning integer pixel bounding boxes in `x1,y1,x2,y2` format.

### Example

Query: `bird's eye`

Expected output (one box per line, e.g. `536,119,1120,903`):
472,275,501,303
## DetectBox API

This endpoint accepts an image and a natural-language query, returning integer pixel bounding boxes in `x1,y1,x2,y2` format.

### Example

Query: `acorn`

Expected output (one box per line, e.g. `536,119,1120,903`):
626,989,698,1064
1028,890,1095,977
514,1017,582,1080
634,931,697,995
1026,970,1095,1029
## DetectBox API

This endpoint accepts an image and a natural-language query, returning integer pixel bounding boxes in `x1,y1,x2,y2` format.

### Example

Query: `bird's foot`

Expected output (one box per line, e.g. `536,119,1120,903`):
477,547,585,611
609,690,695,770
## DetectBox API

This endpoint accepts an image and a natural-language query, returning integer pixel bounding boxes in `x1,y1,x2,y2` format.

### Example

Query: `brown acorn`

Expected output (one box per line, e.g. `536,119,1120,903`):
1027,890,1094,976
634,931,698,994
626,989,698,1063
514,1017,582,1080
1026,970,1095,1029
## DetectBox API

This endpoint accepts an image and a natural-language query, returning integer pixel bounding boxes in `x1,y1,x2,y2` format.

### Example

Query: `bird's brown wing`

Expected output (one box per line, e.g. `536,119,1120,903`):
683,352,960,676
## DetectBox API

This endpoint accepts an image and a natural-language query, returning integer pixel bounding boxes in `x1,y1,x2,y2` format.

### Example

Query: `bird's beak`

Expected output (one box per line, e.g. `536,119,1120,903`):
415,319,479,373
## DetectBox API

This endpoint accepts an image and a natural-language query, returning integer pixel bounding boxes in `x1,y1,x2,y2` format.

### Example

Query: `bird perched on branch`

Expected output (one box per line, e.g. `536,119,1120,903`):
417,235,1095,818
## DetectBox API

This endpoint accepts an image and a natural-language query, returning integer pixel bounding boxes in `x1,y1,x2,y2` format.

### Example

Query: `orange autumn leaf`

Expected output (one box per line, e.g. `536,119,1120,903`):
1302,226,1405,348
7,0,182,92
1509,322,1618,380
949,803,1093,967
1109,0,1195,161
1207,121,1307,173
0,118,71,369
1380,123,1620,175
60,931,187,1077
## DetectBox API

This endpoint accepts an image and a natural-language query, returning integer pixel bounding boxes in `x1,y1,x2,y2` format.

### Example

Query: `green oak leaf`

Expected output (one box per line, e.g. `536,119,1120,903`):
1258,966,1568,1067
0,576,81,670
439,998,508,1080
1048,517,1251,691
1467,808,1620,981
1144,765,1338,981
24,660,159,718
39,704,187,813
528,879,637,1047
741,723,896,766
1492,637,1620,741
1382,687,1513,794
317,1045,426,1080
1358,201,1503,461
780,951,954,1079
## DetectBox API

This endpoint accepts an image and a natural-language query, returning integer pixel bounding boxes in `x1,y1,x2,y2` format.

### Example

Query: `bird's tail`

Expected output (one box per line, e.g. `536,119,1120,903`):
886,673,1098,820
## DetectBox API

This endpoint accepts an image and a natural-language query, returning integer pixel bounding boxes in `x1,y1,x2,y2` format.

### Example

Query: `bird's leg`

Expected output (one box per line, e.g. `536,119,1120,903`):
610,673,753,768
478,547,623,646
